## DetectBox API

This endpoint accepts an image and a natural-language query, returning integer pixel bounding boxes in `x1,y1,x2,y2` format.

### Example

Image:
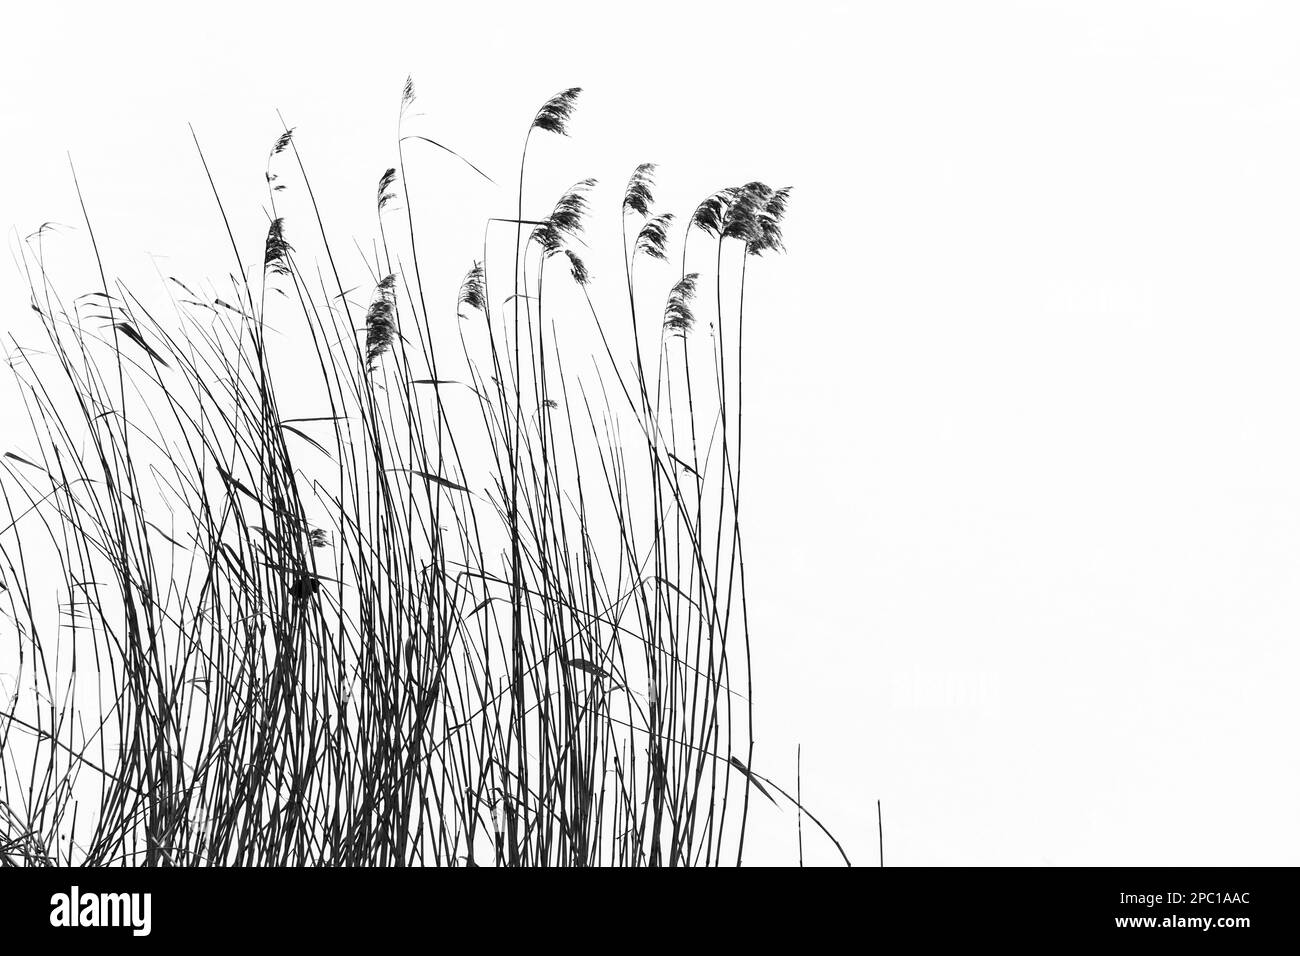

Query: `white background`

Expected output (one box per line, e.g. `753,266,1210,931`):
3,0,1300,865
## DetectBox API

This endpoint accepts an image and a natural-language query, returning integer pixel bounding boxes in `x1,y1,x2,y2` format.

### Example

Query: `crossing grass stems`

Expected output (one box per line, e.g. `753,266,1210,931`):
0,81,849,867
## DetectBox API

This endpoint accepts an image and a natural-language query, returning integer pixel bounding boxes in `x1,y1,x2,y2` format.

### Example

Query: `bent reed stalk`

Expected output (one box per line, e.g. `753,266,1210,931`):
0,81,848,867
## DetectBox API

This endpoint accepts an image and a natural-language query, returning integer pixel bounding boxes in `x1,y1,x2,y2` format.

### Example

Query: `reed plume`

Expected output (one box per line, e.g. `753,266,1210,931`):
623,162,657,216
663,272,699,335
364,273,399,368
264,217,291,276
531,87,582,135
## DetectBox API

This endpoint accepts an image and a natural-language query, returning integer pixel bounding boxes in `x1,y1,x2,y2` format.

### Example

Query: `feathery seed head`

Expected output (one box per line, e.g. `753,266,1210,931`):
623,162,657,217
635,213,675,262
721,181,792,254
690,188,738,239
532,88,582,136
364,274,399,370
749,184,792,256
458,261,486,317
264,218,292,277
663,272,700,335
271,128,295,157
564,250,590,286
532,179,596,257
377,168,398,211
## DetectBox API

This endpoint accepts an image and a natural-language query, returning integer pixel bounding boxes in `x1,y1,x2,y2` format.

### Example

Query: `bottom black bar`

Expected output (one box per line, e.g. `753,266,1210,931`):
0,866,1285,944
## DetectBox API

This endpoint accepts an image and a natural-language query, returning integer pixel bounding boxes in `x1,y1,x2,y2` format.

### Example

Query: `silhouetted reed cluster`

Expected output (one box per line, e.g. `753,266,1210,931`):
0,81,847,866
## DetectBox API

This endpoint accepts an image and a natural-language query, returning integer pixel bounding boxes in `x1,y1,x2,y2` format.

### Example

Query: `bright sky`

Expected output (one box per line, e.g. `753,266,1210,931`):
4,0,1300,865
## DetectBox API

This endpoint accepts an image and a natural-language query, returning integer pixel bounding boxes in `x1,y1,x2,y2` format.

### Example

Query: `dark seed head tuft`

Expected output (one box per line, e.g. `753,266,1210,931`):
531,88,582,136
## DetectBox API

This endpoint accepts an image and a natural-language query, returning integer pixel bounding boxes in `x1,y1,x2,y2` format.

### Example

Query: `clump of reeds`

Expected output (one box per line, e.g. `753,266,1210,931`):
0,82,847,866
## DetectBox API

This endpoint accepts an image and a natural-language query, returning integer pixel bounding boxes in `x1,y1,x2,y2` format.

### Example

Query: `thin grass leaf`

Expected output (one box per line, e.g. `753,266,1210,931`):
280,423,334,459
108,322,169,366
388,468,471,494
729,756,779,808
400,136,496,184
